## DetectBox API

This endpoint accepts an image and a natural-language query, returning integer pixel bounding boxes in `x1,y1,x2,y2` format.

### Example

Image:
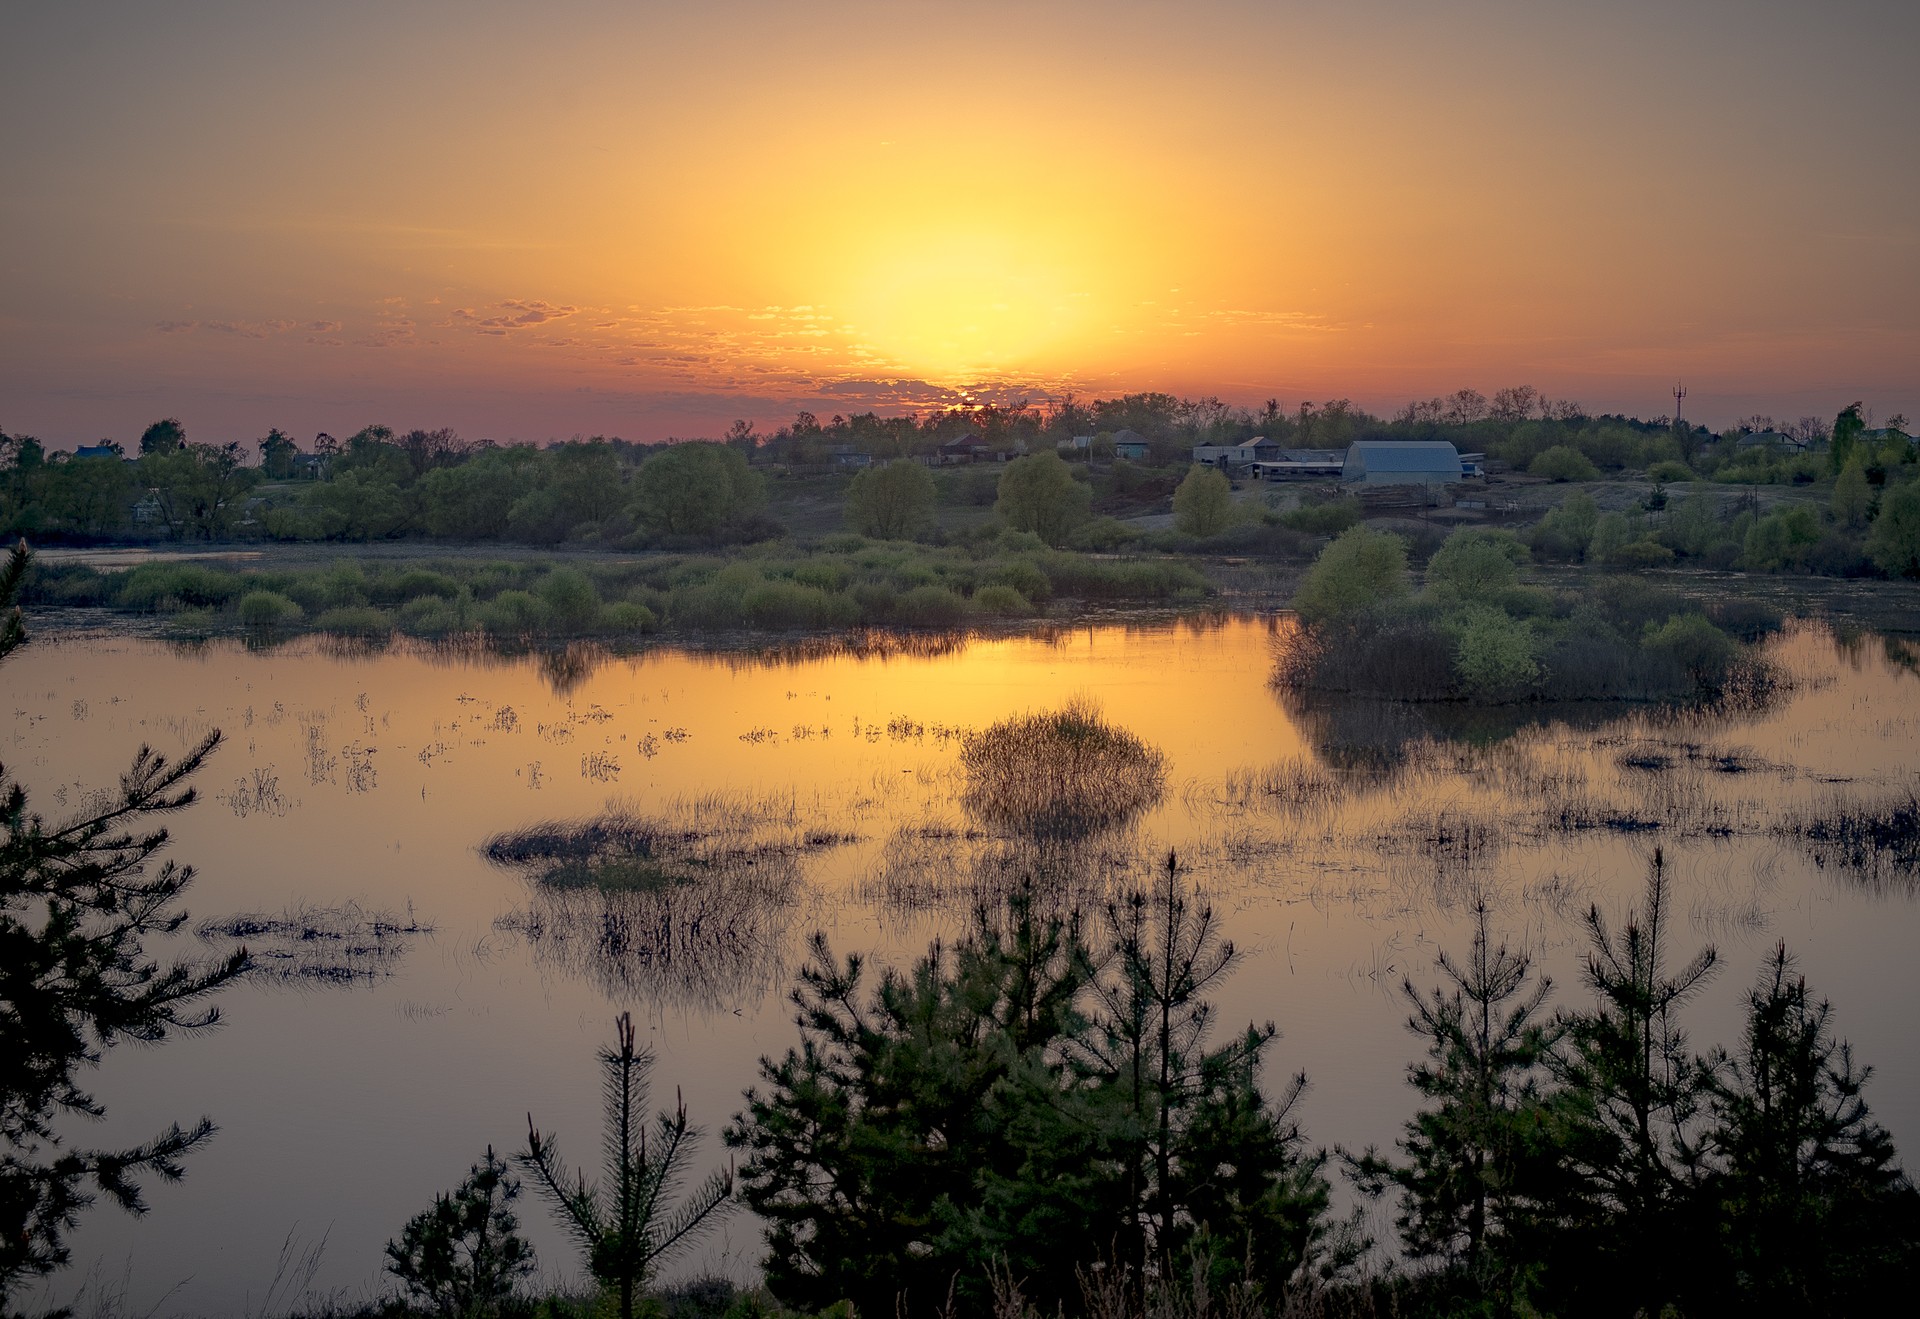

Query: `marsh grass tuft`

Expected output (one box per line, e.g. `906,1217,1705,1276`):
960,698,1168,839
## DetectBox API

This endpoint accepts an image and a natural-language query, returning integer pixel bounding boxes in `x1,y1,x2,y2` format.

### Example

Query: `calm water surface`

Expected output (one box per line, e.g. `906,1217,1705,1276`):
6,617,1918,1313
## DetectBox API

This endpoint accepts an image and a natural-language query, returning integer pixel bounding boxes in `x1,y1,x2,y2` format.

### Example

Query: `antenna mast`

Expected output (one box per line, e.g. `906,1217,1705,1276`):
1672,381,1687,426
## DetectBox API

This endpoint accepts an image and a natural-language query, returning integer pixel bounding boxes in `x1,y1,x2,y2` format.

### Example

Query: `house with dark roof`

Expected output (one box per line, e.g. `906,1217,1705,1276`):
936,435,990,464
1342,441,1463,485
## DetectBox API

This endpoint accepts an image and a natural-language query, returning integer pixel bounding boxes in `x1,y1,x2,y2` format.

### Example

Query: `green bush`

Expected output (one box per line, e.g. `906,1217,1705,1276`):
1444,605,1540,700
395,595,466,635
1647,460,1694,483
538,567,603,631
372,569,462,605
1530,446,1601,482
985,559,1052,602
1064,517,1139,552
1530,492,1599,561
236,590,302,630
1643,612,1735,687
1278,498,1362,536
741,580,858,630
970,584,1033,617
1425,528,1528,602
115,564,243,611
893,585,968,627
1291,526,1409,622
599,601,658,634
1742,506,1821,571
1601,538,1677,570
1867,482,1920,577
476,590,549,635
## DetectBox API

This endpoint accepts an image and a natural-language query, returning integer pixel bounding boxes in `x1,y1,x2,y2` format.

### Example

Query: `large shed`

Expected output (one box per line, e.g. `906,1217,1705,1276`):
1342,441,1463,485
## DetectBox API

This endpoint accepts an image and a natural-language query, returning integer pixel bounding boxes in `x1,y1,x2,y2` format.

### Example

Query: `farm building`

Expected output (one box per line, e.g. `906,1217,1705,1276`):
1250,448,1344,481
1342,441,1463,485
1192,435,1279,468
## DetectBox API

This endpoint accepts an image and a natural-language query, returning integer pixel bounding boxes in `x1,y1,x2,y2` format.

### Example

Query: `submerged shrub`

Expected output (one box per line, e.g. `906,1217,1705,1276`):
396,595,467,636
961,699,1167,837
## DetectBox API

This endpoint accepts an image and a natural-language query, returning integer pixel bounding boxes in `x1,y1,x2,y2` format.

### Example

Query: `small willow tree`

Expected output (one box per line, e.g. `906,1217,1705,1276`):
519,1014,733,1319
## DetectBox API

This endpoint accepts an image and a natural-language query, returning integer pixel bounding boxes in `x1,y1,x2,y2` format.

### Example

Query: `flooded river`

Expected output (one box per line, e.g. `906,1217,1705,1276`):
5,615,1918,1313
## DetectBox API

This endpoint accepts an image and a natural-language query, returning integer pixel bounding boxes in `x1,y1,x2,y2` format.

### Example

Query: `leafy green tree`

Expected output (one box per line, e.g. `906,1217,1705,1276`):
420,448,543,540
1,550,247,1309
520,1014,733,1319
1171,466,1233,538
1555,849,1718,1316
141,442,261,540
1831,459,1872,529
1866,481,1920,577
258,429,299,480
995,451,1091,546
386,1147,537,1319
1830,402,1865,474
1425,528,1528,603
42,455,133,535
630,442,765,539
137,417,185,456
1351,901,1561,1311
1290,525,1408,622
845,459,936,539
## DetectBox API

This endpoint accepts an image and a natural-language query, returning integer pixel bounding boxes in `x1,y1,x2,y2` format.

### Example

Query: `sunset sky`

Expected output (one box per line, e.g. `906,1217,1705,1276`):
3,0,1916,445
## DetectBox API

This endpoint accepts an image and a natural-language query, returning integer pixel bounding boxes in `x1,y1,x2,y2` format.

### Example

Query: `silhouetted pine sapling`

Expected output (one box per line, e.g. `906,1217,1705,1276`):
1695,942,1920,1314
385,1146,536,1319
1348,897,1561,1310
1083,850,1353,1300
0,539,27,660
0,560,247,1314
1557,847,1718,1316
519,1014,733,1319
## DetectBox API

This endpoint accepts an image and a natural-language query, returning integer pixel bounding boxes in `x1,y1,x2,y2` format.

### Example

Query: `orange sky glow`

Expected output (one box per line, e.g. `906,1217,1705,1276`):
3,0,1916,443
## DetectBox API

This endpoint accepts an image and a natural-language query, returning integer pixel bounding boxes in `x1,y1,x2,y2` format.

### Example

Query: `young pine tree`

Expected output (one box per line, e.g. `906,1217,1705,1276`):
2,539,249,1312
1350,898,1561,1311
1693,943,1920,1315
385,1147,536,1319
520,1015,733,1319
1553,848,1718,1315
1083,850,1348,1300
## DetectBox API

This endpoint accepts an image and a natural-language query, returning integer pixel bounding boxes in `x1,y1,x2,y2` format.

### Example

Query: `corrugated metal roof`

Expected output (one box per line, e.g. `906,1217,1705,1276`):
1346,441,1461,472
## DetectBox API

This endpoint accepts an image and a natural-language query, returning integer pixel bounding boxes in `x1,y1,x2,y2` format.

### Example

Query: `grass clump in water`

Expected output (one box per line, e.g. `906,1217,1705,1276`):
961,699,1168,838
